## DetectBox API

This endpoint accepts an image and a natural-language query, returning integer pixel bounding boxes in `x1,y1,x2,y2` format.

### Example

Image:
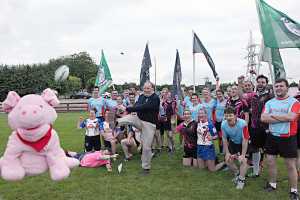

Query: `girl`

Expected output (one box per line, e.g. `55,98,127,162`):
120,126,141,161
201,88,216,123
176,109,198,167
100,111,117,155
197,109,224,172
215,89,227,154
78,110,101,152
65,150,117,172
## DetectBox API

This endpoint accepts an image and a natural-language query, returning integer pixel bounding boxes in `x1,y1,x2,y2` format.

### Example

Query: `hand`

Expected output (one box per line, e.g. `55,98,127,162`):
225,153,232,163
238,154,246,163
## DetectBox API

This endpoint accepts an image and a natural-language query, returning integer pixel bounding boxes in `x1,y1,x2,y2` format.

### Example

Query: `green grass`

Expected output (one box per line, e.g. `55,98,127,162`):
0,113,293,200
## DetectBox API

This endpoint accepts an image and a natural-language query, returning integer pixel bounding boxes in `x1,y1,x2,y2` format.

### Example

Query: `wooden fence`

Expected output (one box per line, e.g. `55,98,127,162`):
0,101,88,113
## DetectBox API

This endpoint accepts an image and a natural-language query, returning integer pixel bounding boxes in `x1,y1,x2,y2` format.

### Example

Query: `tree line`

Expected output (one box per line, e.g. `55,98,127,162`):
0,52,97,101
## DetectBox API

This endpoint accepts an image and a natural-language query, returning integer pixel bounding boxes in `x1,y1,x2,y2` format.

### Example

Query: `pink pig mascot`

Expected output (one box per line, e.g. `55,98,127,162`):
0,88,79,181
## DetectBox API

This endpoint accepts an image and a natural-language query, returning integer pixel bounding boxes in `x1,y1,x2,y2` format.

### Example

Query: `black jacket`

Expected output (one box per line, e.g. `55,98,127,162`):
126,93,160,125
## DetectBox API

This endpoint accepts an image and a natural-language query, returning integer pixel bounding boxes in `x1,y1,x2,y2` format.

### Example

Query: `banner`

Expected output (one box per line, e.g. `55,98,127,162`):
95,50,113,95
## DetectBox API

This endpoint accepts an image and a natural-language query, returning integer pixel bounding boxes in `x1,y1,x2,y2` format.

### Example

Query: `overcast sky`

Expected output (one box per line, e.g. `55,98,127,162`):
0,0,299,85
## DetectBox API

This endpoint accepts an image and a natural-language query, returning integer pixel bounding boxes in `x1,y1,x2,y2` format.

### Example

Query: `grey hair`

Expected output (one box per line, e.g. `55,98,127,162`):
143,81,155,89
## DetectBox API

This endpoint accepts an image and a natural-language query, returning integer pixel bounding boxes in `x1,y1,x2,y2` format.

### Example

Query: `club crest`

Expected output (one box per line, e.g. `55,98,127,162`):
281,17,300,37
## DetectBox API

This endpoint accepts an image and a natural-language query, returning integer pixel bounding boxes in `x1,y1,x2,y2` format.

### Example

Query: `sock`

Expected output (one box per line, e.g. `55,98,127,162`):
269,182,277,189
291,188,298,193
252,152,261,175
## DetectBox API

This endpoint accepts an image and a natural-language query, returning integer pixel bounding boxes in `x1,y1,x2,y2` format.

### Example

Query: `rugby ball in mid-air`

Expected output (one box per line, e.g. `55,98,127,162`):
54,65,69,82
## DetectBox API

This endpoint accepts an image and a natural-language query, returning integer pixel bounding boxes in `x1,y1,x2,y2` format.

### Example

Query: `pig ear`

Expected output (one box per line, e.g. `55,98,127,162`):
41,88,59,107
2,91,21,113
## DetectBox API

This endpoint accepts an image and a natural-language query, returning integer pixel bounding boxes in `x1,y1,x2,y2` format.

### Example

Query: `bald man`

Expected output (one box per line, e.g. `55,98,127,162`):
117,81,160,175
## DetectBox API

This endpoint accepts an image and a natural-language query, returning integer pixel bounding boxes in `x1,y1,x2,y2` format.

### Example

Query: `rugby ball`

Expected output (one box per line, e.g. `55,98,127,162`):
54,65,69,82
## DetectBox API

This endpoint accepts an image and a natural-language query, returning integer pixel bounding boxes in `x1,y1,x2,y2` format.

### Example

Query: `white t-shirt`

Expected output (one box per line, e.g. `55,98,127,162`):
81,118,99,137
196,121,216,146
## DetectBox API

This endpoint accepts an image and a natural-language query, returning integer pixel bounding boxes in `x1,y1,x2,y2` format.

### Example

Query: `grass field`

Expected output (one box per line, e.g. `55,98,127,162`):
0,112,293,200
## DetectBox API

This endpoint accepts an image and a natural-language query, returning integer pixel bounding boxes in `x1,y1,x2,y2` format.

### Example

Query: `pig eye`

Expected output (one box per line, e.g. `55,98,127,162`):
39,105,43,108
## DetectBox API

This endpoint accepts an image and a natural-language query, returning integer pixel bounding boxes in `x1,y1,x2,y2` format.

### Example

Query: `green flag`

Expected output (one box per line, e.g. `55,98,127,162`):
95,50,113,94
271,48,286,79
256,0,300,48
259,41,286,80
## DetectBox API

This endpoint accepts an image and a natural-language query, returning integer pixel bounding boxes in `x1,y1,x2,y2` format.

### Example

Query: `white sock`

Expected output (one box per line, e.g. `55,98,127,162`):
269,182,277,189
291,188,298,193
252,152,261,175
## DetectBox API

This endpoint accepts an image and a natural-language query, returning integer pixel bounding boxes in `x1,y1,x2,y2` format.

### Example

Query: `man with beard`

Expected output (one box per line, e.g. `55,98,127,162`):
261,79,300,200
248,75,273,178
117,81,160,175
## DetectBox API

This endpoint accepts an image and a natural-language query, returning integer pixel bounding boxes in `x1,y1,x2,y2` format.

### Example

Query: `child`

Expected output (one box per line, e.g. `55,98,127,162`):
120,125,141,161
196,109,224,172
176,109,198,167
78,110,101,152
114,95,127,142
100,110,117,155
65,150,117,172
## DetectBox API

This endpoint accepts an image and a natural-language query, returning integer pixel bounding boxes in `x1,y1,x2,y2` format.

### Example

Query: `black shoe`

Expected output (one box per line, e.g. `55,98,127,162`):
264,182,276,192
290,192,300,200
140,169,150,176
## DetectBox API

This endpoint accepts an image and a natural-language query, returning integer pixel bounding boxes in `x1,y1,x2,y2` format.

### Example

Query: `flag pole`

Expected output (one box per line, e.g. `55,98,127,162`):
192,30,196,93
193,53,196,92
267,61,275,85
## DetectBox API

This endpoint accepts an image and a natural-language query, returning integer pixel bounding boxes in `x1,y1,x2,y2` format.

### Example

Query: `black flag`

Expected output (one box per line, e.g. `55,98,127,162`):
193,32,219,80
140,43,152,89
172,50,183,100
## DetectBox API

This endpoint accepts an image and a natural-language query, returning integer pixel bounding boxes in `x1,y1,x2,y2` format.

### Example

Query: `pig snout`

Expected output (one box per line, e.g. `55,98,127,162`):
18,105,44,128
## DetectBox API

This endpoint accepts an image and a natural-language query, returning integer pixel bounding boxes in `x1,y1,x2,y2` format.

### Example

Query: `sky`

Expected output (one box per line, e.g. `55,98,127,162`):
0,0,299,85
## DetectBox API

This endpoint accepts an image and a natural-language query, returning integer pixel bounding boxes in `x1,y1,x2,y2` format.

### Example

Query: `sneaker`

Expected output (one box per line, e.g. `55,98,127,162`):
290,192,300,200
140,169,150,176
236,178,245,190
264,182,276,192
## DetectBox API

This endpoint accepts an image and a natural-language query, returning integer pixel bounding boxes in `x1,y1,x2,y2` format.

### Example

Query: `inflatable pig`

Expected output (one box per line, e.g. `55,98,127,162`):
0,88,79,181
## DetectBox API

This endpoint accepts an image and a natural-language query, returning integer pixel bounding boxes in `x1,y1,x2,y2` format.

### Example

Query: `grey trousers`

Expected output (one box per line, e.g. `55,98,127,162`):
117,115,156,170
